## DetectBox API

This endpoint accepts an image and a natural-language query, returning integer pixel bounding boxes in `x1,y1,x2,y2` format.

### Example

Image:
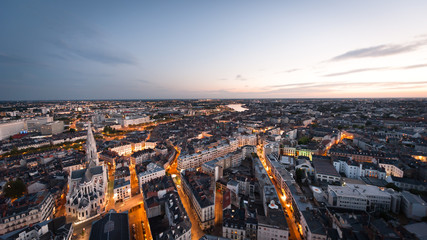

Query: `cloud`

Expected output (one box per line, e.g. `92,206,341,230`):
274,68,300,74
284,68,299,73
399,63,427,69
324,63,427,77
235,74,247,81
263,81,427,94
331,39,427,61
0,53,32,65
52,39,136,65
323,67,388,77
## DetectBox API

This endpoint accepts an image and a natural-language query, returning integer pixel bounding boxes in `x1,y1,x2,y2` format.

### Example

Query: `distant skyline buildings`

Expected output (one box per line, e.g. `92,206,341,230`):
1,1,427,100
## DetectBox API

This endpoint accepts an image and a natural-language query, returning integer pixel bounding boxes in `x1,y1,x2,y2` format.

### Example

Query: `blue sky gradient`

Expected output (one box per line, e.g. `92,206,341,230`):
1,1,427,100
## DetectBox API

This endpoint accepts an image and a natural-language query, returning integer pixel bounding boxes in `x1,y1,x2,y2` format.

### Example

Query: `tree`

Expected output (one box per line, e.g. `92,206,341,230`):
4,179,27,199
103,126,116,134
295,168,305,183
69,128,76,133
10,147,19,155
298,136,311,145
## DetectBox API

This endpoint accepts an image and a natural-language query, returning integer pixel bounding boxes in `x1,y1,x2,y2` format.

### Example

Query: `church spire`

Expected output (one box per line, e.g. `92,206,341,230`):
86,122,99,168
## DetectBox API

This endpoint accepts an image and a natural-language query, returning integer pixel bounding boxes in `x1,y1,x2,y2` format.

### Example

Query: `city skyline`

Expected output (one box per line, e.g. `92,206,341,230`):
1,1,427,100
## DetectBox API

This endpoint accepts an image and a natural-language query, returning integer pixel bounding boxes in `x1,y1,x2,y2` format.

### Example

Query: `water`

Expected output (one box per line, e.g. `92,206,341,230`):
226,104,248,112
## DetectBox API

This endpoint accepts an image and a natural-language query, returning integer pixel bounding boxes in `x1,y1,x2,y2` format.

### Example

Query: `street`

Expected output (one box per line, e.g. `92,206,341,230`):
257,145,302,240
167,146,205,240
213,189,223,236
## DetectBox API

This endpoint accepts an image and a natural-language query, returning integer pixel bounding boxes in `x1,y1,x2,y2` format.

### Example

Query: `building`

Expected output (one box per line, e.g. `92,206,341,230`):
120,115,150,127
40,121,64,135
0,216,73,240
379,160,404,178
301,210,327,240
110,143,133,156
66,124,108,221
113,178,131,202
401,191,427,220
181,170,215,230
386,176,427,192
138,162,165,189
328,185,368,211
236,134,257,147
26,116,53,132
312,156,341,183
333,158,386,180
223,208,246,240
131,149,156,165
178,138,238,170
0,120,27,140
202,148,244,175
89,210,130,240
257,201,289,240
141,176,175,219
0,191,55,235
157,192,192,240
328,184,391,211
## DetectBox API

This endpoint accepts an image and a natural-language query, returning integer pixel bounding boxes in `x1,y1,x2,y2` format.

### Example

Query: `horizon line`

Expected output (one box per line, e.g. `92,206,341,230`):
0,97,426,102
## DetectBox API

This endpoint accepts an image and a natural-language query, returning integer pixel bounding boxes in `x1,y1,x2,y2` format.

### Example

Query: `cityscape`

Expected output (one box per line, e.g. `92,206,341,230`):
1,1,427,240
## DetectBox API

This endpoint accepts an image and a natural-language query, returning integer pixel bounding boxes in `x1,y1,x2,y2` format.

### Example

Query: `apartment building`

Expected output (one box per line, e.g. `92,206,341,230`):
178,138,238,170
0,191,55,235
379,160,404,178
333,158,386,180
138,163,165,189
113,178,131,202
181,170,215,230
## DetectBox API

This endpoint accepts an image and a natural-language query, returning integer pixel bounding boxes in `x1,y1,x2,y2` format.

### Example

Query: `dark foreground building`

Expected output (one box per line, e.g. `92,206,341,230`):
89,210,130,240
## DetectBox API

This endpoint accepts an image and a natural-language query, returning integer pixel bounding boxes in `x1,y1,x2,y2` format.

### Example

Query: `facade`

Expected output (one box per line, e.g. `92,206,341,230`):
202,148,244,175
236,134,257,147
333,159,386,180
312,156,341,183
0,120,27,140
40,121,64,135
401,191,427,220
257,204,289,240
159,192,192,240
328,185,368,211
178,138,238,170
181,170,215,230
223,209,246,240
0,217,72,240
137,162,165,189
120,115,150,127
110,143,132,156
300,210,327,240
379,160,404,178
386,176,427,191
328,184,391,211
66,124,107,221
113,178,131,202
0,191,55,235
131,149,156,165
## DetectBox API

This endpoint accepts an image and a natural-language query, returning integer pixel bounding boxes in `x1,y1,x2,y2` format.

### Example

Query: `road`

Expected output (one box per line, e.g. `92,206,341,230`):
167,146,205,240
257,145,302,240
128,158,153,240
213,189,223,236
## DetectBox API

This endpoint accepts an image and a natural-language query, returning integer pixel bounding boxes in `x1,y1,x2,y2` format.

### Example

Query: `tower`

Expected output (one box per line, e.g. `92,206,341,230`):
86,122,99,168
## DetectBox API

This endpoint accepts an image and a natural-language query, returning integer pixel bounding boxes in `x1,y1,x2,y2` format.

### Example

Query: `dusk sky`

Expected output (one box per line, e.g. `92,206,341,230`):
1,1,427,100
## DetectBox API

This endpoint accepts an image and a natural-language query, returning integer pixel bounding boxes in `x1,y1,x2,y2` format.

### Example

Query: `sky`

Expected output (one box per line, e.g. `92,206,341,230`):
1,1,427,100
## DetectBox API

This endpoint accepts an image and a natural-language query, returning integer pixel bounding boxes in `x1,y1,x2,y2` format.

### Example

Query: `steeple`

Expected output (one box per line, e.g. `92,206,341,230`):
86,122,99,168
